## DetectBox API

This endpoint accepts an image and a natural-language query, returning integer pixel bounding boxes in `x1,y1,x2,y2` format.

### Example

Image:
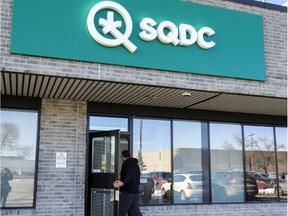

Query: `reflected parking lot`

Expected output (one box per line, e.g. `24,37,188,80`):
140,184,287,205
4,178,34,207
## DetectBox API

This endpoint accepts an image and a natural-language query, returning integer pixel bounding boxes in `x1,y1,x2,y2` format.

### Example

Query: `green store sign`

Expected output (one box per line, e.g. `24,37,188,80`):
10,0,266,80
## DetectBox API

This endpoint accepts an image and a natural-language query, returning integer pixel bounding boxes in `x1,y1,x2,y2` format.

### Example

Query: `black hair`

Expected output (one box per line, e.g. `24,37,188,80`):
121,150,130,158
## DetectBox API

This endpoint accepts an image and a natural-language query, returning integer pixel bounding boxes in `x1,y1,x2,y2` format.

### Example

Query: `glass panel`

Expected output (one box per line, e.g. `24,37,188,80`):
89,116,128,132
133,119,171,205
172,120,203,203
253,0,287,6
210,123,245,203
0,110,38,208
260,0,287,6
117,137,129,179
91,188,114,216
244,126,277,202
275,127,287,202
92,136,115,173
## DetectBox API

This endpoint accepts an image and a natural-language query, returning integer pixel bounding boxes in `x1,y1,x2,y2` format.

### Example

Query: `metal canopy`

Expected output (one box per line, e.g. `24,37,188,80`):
1,71,286,116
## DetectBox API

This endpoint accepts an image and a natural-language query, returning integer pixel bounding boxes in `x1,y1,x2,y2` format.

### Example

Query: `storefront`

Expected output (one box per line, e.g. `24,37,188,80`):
1,0,287,215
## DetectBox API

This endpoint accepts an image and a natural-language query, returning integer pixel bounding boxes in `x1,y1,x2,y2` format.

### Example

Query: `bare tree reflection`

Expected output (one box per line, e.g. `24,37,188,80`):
1,122,20,152
222,132,286,175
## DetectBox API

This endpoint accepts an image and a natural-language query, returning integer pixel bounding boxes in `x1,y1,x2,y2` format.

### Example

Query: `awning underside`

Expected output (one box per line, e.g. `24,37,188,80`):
1,71,286,116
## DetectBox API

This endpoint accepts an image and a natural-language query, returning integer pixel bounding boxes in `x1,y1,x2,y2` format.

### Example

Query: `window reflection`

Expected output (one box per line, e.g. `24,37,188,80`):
254,0,288,6
210,123,245,203
89,116,128,132
90,115,287,205
244,126,277,202
172,120,203,203
133,119,171,205
91,136,115,173
0,110,38,208
275,127,287,202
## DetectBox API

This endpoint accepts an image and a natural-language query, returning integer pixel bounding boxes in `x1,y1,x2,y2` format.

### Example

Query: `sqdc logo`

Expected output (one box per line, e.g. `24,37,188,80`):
87,1,216,53
87,1,137,52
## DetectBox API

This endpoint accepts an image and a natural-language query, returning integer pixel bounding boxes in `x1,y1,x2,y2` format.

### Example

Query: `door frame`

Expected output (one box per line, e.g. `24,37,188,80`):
86,130,121,216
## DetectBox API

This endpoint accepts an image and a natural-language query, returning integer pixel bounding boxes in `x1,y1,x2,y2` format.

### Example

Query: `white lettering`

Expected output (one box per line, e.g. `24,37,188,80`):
157,21,180,46
139,20,215,48
87,1,216,52
139,18,157,41
87,1,137,53
197,27,216,49
179,24,197,46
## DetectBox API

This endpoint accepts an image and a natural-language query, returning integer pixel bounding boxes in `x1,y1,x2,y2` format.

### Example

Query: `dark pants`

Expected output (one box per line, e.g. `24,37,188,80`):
1,185,11,207
119,192,142,216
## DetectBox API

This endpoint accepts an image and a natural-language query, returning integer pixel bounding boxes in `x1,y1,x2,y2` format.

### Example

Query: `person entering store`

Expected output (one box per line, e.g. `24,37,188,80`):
113,150,143,216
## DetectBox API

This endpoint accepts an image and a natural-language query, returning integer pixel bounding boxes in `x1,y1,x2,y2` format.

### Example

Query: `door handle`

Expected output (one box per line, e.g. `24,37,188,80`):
115,189,120,201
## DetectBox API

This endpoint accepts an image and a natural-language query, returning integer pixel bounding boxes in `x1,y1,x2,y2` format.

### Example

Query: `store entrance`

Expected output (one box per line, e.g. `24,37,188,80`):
87,130,129,216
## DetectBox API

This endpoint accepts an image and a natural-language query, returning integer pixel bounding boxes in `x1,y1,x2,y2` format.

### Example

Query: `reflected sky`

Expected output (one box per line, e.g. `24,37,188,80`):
1,110,38,158
89,116,128,132
210,123,242,150
133,119,171,152
257,0,287,5
275,127,287,148
173,120,201,149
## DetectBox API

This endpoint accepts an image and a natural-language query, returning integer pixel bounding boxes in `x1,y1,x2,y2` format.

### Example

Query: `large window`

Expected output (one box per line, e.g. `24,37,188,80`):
255,0,287,6
275,127,287,202
210,123,245,203
133,119,171,205
89,116,128,132
230,0,287,8
244,126,277,202
89,115,287,205
172,120,203,204
0,109,39,208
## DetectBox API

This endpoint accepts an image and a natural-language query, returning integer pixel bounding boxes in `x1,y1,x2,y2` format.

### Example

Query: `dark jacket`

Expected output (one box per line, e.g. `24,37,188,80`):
1,168,13,186
1,168,13,193
120,158,140,194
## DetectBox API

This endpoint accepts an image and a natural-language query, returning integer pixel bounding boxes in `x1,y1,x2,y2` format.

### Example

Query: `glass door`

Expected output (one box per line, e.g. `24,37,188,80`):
88,130,120,216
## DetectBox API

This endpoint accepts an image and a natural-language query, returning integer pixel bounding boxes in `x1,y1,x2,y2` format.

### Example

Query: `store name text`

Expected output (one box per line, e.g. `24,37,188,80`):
87,1,216,53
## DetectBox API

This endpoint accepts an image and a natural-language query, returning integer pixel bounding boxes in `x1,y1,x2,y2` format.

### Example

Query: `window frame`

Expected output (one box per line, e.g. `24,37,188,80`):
1,96,41,209
88,102,287,205
227,0,287,12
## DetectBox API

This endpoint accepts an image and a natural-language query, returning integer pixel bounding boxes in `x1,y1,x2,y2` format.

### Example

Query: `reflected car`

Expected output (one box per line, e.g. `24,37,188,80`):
148,171,171,190
139,174,154,203
275,179,287,196
245,172,259,200
211,170,258,201
247,172,274,189
268,172,277,179
161,174,203,201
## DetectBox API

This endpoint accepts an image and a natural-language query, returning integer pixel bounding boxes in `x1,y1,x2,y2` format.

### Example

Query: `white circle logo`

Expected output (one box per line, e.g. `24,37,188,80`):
86,1,137,53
